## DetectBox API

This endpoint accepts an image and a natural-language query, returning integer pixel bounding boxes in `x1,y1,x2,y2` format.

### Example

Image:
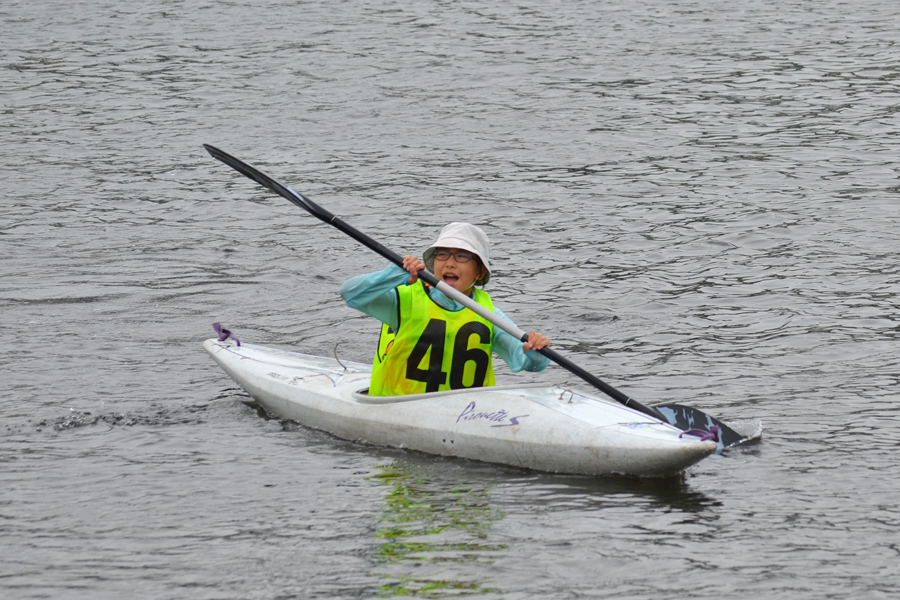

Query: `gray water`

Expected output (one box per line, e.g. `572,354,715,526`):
3,0,899,598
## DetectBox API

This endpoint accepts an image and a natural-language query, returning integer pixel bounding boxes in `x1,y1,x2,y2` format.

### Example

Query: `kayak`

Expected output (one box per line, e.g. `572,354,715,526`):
203,338,718,477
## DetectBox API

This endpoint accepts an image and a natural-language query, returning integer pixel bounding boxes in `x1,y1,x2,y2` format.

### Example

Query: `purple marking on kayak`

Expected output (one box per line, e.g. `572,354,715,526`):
213,322,241,346
456,401,529,428
679,425,720,442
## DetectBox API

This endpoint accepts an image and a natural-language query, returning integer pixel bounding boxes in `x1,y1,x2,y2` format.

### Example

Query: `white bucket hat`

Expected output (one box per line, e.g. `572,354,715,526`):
423,222,492,285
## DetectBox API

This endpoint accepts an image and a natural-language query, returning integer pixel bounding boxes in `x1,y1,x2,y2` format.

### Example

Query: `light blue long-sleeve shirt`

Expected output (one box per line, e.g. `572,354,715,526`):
340,264,550,373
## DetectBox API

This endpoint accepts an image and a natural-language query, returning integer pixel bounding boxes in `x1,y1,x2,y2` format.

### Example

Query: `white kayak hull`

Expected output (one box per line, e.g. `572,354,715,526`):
203,339,716,477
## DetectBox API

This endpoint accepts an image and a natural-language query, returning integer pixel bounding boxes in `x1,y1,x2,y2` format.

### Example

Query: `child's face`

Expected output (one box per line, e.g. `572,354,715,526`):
432,247,486,294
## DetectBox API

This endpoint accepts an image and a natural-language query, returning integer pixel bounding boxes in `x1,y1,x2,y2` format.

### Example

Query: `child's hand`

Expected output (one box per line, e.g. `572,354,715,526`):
402,255,426,284
523,331,549,355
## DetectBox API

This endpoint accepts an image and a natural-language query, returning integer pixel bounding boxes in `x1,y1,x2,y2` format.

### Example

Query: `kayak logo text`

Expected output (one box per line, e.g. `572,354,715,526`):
456,401,529,428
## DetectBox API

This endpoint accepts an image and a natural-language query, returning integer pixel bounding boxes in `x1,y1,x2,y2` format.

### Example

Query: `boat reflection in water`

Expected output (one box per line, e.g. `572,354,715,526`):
365,451,719,598
367,460,508,597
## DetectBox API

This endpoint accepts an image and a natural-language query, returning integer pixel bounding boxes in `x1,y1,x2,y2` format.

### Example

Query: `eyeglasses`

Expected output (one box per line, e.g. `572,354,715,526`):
433,250,475,263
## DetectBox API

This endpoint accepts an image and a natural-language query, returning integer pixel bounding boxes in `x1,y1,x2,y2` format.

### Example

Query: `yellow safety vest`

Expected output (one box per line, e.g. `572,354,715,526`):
369,282,496,396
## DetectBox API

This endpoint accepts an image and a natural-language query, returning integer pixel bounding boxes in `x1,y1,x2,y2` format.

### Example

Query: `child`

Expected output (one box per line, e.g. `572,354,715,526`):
341,222,551,396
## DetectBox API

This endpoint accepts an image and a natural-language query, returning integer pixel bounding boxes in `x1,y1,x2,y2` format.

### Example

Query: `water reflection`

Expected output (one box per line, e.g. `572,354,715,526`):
505,471,722,514
366,452,719,597
368,460,507,598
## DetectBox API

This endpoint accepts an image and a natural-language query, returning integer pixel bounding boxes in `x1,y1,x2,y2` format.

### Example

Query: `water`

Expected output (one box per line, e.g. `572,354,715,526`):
2,0,899,597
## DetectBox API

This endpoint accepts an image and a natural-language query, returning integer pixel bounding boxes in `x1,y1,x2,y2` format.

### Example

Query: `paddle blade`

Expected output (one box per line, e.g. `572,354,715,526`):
654,403,746,448
203,144,323,217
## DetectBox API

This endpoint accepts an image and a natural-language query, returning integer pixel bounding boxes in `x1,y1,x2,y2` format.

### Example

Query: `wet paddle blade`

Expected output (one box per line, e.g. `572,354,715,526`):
654,403,747,448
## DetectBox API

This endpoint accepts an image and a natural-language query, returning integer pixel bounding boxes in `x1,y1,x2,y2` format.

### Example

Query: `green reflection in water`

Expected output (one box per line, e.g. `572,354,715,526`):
368,461,508,598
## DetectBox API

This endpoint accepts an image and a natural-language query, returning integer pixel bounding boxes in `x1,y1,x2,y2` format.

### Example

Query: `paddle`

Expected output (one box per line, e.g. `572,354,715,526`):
203,144,745,447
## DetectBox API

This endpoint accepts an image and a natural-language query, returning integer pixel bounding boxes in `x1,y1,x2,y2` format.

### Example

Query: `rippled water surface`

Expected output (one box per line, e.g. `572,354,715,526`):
3,1,899,598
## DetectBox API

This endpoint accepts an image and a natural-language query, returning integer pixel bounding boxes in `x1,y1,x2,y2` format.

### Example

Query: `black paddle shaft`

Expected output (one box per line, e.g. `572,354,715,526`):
204,144,751,442
536,347,665,418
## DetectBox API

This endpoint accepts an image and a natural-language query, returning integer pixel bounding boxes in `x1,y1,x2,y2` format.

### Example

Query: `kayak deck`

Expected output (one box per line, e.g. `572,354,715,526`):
204,339,717,477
